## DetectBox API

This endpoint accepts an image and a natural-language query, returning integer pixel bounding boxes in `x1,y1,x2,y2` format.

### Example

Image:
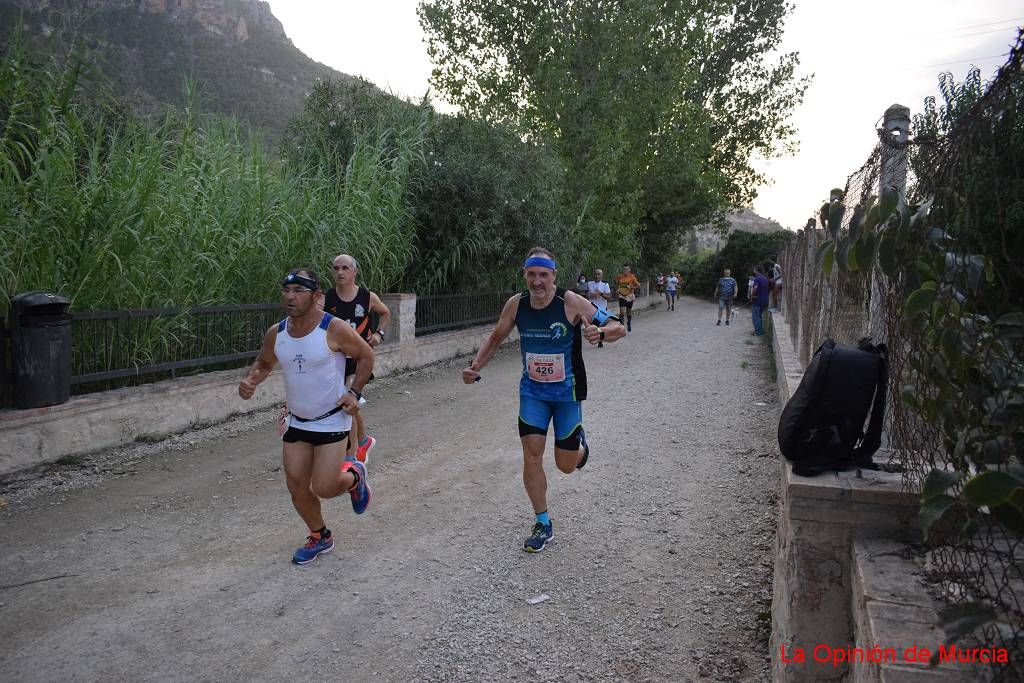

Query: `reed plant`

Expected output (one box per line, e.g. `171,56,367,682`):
0,27,421,314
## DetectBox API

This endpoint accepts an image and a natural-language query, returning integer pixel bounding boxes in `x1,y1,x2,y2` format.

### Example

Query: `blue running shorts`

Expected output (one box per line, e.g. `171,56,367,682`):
517,395,583,442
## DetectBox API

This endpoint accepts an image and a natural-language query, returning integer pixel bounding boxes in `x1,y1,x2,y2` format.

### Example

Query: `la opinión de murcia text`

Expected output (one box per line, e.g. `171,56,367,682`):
779,644,1009,667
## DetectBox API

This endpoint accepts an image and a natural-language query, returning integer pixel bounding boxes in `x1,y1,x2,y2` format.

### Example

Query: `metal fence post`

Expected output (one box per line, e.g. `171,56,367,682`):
871,104,911,344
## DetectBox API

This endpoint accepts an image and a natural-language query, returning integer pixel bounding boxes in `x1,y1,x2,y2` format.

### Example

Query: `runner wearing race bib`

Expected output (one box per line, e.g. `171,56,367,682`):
462,248,626,552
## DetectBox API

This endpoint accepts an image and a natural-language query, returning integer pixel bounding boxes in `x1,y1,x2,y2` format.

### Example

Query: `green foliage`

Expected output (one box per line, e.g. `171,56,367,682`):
408,114,569,293
673,230,793,299
279,77,575,293
0,28,416,310
418,0,809,271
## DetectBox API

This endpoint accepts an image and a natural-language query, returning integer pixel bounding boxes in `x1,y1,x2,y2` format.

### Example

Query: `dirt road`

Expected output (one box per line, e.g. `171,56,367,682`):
0,296,781,682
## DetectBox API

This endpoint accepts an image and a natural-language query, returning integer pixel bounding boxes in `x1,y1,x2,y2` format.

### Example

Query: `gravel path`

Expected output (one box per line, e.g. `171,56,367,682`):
0,295,780,682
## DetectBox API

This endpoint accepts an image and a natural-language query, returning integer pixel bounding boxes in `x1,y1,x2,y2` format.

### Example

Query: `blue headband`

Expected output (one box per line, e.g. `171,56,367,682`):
524,256,557,270
281,273,319,291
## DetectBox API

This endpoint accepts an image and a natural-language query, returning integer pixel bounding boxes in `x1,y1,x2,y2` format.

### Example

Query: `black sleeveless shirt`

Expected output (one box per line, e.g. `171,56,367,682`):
324,286,373,341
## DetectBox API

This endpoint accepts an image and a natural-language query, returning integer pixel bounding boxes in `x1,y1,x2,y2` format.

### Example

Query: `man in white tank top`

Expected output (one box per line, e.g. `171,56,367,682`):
238,268,376,565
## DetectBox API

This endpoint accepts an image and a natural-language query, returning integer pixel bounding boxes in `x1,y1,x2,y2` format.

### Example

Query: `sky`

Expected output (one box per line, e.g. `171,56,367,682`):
264,1,1023,230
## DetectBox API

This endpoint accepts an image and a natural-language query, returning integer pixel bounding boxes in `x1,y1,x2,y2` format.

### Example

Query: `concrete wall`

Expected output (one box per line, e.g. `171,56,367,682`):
768,310,925,682
0,291,658,476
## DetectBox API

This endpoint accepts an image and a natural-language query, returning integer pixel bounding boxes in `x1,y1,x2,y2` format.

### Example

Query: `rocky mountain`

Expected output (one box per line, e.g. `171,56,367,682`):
689,208,787,253
0,0,358,143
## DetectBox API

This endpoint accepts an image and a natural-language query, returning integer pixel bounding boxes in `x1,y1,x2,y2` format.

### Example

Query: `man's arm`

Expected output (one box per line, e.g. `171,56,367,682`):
565,291,626,345
238,325,279,399
367,291,391,348
327,319,375,414
463,295,519,383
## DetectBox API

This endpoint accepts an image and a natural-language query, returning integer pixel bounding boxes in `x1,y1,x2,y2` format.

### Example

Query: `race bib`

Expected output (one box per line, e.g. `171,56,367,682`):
526,353,565,383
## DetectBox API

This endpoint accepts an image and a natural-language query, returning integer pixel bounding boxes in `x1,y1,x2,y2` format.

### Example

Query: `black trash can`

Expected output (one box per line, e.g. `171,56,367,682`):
10,292,72,409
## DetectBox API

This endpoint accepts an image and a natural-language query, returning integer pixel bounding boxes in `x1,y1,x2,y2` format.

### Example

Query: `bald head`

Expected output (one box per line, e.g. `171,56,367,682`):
332,253,359,289
333,254,358,271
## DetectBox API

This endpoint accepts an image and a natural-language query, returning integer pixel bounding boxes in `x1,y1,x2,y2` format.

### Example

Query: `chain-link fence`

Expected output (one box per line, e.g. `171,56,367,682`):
778,32,1023,680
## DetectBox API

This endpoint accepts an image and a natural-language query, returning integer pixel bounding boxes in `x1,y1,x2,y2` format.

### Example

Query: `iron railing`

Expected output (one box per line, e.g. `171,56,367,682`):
71,304,282,390
0,314,7,407
415,292,516,336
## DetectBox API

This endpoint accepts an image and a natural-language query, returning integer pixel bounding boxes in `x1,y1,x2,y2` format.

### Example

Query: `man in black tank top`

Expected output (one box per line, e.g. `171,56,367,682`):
325,254,391,465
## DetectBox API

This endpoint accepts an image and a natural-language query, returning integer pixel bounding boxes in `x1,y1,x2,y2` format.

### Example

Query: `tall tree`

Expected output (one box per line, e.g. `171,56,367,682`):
418,0,808,268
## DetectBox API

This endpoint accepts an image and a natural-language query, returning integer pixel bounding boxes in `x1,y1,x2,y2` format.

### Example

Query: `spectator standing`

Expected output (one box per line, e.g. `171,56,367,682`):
714,268,738,326
750,266,771,336
575,272,590,297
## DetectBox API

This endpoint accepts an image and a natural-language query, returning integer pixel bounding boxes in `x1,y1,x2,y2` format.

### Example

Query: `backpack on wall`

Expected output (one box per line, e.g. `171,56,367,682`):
777,337,888,476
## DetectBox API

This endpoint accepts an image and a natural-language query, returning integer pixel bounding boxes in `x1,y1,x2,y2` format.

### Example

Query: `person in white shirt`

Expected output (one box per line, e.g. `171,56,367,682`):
238,268,375,565
586,269,612,310
665,272,679,311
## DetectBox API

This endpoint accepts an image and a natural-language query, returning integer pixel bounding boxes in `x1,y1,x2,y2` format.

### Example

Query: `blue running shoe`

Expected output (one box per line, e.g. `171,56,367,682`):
292,533,334,565
576,428,590,470
523,521,553,553
343,460,371,514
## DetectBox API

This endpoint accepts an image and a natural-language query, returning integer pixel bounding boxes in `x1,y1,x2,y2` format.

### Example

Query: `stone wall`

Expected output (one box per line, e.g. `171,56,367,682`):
766,310,983,682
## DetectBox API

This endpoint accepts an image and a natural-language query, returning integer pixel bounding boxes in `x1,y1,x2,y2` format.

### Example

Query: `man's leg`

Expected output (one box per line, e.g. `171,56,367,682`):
752,304,764,335
552,401,586,473
283,441,324,530
345,373,374,462
717,300,724,324
309,436,355,500
308,432,372,516
518,395,557,551
521,433,548,514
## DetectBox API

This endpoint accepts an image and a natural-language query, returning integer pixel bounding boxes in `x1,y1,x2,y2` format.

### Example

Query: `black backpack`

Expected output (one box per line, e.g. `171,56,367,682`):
778,337,888,476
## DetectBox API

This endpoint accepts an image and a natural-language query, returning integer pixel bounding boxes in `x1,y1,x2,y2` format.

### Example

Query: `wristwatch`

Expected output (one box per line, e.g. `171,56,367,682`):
349,388,362,401
599,329,605,342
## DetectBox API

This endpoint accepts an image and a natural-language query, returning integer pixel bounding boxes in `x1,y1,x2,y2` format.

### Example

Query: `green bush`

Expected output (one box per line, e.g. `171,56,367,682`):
673,230,793,299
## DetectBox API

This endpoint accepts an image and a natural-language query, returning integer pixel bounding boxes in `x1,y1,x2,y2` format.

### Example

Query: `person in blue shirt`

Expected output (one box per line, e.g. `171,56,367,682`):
750,265,771,336
462,247,626,552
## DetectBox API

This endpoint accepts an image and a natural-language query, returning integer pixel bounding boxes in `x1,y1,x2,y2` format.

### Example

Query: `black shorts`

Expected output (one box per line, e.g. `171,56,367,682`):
618,297,634,309
282,427,350,446
344,358,375,382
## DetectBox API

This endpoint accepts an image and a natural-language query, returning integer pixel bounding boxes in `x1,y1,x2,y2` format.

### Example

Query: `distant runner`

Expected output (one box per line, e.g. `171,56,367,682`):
616,265,641,332
665,272,679,311
462,248,625,552
239,268,373,565
586,269,612,310
324,254,391,465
